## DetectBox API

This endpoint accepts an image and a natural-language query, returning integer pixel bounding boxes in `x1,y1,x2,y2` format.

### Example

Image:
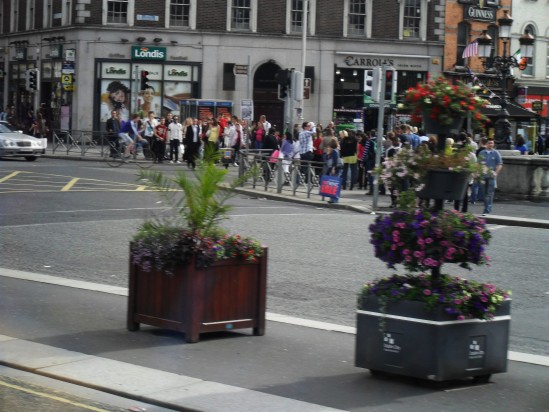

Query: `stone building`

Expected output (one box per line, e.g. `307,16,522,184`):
1,0,446,132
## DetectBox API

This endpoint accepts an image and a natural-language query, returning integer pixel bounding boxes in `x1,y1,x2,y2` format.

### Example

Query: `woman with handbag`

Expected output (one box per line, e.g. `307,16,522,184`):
323,140,343,204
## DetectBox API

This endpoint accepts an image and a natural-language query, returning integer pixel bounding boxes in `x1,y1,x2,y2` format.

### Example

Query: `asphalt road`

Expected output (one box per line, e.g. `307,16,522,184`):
0,158,548,358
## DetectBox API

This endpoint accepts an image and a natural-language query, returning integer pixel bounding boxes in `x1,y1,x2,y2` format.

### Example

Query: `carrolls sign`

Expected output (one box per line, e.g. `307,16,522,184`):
131,46,167,61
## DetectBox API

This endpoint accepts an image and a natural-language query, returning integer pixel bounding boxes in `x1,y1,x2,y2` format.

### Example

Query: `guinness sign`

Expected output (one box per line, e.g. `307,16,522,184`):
464,0,497,22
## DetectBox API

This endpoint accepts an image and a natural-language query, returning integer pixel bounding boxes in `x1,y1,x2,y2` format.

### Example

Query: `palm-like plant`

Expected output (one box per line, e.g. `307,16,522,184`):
131,147,263,271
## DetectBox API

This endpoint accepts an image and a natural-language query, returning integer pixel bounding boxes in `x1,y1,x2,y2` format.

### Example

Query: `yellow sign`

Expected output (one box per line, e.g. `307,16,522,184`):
61,74,73,84
63,85,75,91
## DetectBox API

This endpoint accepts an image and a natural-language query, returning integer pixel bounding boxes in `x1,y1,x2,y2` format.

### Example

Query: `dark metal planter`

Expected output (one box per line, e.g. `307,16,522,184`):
127,247,268,343
355,296,511,382
417,169,471,201
422,112,464,136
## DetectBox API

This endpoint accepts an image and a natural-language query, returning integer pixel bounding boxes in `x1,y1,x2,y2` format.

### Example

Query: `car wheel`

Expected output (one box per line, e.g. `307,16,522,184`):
25,156,38,161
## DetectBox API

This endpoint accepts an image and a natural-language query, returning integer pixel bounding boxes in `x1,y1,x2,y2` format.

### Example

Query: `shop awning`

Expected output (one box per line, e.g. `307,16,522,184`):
481,98,536,118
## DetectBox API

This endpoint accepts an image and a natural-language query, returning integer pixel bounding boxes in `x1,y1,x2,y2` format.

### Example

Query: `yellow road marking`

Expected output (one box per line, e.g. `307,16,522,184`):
0,171,21,183
61,178,80,191
0,379,109,412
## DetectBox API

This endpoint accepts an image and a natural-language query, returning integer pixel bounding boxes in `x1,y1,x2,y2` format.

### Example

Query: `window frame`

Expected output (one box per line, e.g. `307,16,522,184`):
398,0,430,41
103,0,134,26
10,0,18,32
226,0,257,32
62,0,72,26
343,0,372,38
26,0,35,30
285,0,316,35
456,21,470,67
166,0,196,29
43,0,52,28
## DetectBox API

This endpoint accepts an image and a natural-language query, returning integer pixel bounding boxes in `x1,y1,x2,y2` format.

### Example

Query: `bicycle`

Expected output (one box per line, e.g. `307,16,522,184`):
103,136,153,169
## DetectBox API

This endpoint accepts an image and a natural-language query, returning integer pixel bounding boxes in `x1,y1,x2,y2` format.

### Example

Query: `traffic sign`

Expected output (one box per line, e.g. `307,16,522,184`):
61,74,73,84
532,101,543,112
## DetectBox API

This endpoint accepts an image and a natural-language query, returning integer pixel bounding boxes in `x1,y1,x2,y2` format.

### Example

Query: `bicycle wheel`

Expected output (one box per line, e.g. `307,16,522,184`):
103,143,127,168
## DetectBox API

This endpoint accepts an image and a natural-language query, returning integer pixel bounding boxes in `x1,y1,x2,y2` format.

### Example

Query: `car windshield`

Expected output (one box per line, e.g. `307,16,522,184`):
0,123,16,133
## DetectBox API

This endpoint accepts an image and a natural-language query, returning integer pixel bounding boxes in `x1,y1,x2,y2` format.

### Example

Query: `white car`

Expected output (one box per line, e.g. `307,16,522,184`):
0,121,44,161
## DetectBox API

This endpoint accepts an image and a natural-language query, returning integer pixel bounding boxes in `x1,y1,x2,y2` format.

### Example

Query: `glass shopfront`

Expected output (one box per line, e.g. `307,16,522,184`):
96,60,201,131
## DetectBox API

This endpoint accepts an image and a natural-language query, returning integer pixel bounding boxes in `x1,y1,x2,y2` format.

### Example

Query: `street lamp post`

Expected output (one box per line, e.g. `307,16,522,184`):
477,10,535,150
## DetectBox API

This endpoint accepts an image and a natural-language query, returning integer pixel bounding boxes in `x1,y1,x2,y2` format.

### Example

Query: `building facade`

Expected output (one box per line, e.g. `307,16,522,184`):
0,0,448,133
442,0,549,142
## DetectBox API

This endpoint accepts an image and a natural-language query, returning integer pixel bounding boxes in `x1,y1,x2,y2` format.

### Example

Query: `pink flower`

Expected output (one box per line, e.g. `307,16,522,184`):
457,315,465,321
402,249,410,255
423,289,432,296
425,237,433,244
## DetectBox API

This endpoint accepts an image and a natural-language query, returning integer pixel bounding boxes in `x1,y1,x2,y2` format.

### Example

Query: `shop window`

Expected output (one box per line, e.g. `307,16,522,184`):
223,63,236,91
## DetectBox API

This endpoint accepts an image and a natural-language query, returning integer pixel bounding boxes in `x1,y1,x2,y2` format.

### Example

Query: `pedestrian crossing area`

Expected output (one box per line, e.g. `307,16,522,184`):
0,170,151,193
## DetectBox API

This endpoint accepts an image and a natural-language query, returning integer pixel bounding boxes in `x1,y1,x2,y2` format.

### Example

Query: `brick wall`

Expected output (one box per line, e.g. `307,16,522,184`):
196,0,227,31
371,1,400,40
257,0,286,35
316,0,343,37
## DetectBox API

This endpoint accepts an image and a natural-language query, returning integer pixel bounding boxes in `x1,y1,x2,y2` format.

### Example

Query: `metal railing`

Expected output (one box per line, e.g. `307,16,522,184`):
236,149,324,198
52,129,107,156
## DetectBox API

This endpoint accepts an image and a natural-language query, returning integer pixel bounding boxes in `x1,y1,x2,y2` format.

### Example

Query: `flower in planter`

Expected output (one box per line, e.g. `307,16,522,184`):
363,209,511,321
404,76,488,128
369,209,491,272
130,147,264,273
359,274,510,321
376,145,488,194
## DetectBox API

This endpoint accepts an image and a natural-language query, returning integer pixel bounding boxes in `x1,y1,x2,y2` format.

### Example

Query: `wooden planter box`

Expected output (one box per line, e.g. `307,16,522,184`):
355,296,511,382
127,247,268,343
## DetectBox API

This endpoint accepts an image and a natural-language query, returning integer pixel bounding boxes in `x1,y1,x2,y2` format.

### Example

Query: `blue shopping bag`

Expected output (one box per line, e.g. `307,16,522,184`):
319,175,342,199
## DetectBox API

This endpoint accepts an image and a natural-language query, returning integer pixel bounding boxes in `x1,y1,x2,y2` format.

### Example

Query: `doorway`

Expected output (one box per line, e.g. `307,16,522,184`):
253,62,284,131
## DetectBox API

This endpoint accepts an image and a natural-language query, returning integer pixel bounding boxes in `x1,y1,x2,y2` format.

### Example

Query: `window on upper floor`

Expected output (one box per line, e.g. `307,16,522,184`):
43,0,52,28
521,24,535,76
345,0,371,37
231,0,251,30
546,43,549,78
62,0,73,26
26,0,35,30
10,0,19,32
398,0,429,41
286,0,316,35
403,0,420,38
170,0,191,28
456,22,470,67
107,0,128,24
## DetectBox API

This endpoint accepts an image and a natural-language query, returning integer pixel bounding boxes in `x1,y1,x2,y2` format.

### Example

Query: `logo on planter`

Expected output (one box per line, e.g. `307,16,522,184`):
383,333,401,354
468,336,486,369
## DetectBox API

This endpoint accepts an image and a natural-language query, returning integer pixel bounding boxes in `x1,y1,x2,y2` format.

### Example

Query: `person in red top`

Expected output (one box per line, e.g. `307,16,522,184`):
313,131,324,175
152,117,168,163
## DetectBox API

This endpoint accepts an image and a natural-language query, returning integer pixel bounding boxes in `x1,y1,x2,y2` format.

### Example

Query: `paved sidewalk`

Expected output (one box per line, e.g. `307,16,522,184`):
1,269,548,412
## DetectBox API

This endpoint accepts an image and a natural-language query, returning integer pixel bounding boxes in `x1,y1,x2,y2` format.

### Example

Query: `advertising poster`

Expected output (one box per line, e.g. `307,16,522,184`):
163,82,192,116
100,79,131,124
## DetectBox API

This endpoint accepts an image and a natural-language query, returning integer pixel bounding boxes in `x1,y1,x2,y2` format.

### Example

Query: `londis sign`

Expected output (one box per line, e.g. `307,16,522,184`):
131,46,166,61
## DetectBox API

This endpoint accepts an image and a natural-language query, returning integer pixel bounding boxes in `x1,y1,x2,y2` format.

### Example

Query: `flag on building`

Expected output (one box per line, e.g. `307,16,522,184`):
462,40,478,59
